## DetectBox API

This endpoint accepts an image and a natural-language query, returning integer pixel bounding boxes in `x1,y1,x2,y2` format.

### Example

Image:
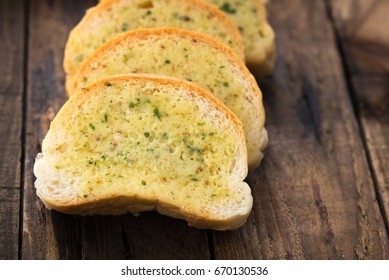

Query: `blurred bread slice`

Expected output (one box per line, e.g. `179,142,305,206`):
64,0,245,91
207,0,275,76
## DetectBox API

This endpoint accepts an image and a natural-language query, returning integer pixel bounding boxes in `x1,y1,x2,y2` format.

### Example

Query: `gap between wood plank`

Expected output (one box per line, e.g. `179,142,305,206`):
18,0,29,260
207,230,215,260
322,0,389,238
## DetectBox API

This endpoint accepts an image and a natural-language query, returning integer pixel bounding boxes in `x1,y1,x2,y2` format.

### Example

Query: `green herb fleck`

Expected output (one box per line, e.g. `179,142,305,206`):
83,76,88,82
180,15,190,21
83,194,88,198
141,180,147,186
191,178,199,182
197,122,205,126
122,54,129,63
129,102,135,108
80,130,87,135
145,10,152,15
89,123,95,130
223,82,229,87
186,145,203,154
172,12,179,19
88,159,94,165
103,113,108,122
220,3,236,14
55,165,61,170
144,132,150,137
121,22,130,31
75,54,84,62
104,82,112,87
164,59,171,64
153,107,162,119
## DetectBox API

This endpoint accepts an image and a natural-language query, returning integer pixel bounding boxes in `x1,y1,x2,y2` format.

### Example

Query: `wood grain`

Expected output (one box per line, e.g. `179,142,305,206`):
22,0,210,259
0,0,25,260
327,0,389,234
211,0,389,259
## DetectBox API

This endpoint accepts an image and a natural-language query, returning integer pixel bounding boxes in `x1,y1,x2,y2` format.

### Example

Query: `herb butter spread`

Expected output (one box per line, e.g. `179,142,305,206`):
70,28,267,169
64,0,244,88
34,74,252,230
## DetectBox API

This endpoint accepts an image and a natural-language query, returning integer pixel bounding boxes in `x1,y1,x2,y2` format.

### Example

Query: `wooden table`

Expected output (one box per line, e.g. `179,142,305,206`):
1,0,388,260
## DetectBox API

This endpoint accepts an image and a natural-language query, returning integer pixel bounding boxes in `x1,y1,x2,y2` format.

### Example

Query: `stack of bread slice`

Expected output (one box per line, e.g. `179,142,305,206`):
34,0,274,230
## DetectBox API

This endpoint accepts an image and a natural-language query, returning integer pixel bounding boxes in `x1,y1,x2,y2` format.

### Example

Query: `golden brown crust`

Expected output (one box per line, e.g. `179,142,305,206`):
38,191,250,230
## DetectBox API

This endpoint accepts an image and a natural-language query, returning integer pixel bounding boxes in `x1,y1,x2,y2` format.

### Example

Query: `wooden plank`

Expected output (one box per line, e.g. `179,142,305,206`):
0,0,25,260
211,0,389,259
327,0,389,234
22,0,210,259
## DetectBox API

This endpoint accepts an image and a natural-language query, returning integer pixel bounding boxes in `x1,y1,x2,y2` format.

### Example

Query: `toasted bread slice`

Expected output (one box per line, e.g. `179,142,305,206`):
34,74,252,230
64,0,245,91
70,28,267,169
207,0,275,76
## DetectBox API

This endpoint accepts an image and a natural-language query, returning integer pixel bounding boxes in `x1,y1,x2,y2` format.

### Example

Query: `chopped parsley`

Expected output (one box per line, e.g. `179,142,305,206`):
220,3,236,14
121,22,130,31
153,107,162,119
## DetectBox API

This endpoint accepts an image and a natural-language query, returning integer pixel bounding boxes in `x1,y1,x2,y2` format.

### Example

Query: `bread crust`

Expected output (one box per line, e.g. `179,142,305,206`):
36,183,252,230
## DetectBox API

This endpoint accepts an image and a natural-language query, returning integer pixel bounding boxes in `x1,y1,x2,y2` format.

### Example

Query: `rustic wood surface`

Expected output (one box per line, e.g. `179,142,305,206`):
0,0,388,259
327,0,389,236
0,0,25,260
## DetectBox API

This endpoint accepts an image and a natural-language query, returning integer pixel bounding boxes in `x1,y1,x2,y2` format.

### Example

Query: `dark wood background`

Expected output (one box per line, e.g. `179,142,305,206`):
0,0,388,259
